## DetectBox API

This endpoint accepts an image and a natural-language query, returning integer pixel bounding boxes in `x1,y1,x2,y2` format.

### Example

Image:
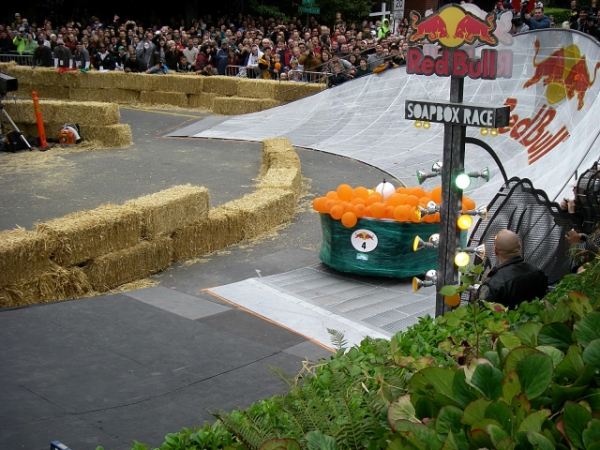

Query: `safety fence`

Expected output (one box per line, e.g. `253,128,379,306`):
0,53,33,66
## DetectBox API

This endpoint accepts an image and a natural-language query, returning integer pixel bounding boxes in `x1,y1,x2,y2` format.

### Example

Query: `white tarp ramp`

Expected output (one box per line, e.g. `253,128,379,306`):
194,29,600,206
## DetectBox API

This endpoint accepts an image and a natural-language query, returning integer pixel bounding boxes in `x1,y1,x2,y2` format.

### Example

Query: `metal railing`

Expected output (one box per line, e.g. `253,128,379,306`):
0,53,34,66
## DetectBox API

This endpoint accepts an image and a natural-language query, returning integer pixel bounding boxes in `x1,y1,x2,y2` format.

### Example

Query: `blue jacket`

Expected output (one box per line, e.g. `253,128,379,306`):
524,14,551,29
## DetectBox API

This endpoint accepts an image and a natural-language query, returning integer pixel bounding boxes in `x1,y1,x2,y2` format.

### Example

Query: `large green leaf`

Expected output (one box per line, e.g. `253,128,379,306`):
526,430,555,450
469,363,504,400
551,301,574,323
306,431,338,450
486,401,514,435
432,392,461,409
260,438,302,450
555,344,584,383
461,398,492,426
414,396,439,422
516,353,553,400
499,332,522,350
469,419,501,448
517,410,551,433
564,401,593,449
502,370,522,404
584,389,600,412
574,312,600,347
439,430,459,450
511,393,532,425
582,419,600,448
538,323,575,353
452,368,480,409
484,350,502,369
410,368,455,399
550,383,588,410
505,347,539,373
536,346,564,368
586,441,600,450
391,421,441,450
389,395,420,425
565,291,592,319
487,424,510,447
437,406,463,435
583,339,600,370
517,322,543,347
386,438,419,450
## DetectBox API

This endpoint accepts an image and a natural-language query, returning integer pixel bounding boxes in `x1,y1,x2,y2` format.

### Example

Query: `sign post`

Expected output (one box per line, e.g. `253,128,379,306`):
403,4,513,316
298,0,320,27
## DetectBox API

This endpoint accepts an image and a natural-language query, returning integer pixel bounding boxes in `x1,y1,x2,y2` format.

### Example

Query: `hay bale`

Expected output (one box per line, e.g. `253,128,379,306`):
2,65,34,86
0,264,92,308
160,74,203,94
83,237,173,290
4,100,120,126
236,79,278,99
36,205,141,266
125,185,210,239
27,85,71,100
139,90,188,107
70,88,140,104
212,97,279,115
0,228,53,287
257,167,302,197
172,207,245,261
260,138,300,172
220,189,296,240
202,76,239,96
280,83,326,102
188,92,216,109
30,68,75,87
79,124,133,148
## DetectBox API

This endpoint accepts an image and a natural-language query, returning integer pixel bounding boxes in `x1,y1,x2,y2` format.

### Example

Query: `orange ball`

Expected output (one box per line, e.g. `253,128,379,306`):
324,199,336,213
423,214,437,223
275,62,282,70
370,202,386,219
354,186,369,200
313,197,327,213
431,186,442,204
463,197,476,211
341,212,358,228
366,193,383,206
394,205,410,222
410,206,422,223
330,205,344,220
384,205,395,219
405,195,419,207
344,203,354,213
409,187,426,198
396,186,410,194
386,193,404,207
354,204,366,218
325,191,338,200
351,197,366,206
419,196,433,207
337,184,354,201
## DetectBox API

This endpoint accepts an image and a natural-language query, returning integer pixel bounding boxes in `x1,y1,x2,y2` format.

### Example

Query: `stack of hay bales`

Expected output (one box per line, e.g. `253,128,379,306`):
0,139,301,307
0,62,325,114
3,99,132,148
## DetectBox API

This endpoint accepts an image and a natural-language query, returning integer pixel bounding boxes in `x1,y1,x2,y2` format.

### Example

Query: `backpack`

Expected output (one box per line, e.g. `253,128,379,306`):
3,131,29,152
58,124,81,146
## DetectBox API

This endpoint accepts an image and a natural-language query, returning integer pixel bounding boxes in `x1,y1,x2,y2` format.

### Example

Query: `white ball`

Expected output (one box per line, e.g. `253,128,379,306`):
375,181,396,201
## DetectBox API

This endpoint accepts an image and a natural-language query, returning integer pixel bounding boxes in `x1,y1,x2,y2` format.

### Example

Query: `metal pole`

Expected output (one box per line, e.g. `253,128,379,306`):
435,75,465,317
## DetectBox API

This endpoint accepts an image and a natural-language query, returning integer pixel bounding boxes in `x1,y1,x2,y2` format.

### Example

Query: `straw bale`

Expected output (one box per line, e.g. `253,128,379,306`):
6,65,34,86
30,68,76,87
0,228,53,287
159,74,204,94
70,88,139,104
4,100,120,126
212,97,279,115
125,185,210,239
83,237,173,290
236,79,278,99
257,167,302,197
172,207,246,261
188,92,216,109
36,205,141,266
27,85,70,100
220,189,297,240
202,76,239,96
139,90,188,107
260,138,300,172
0,264,92,308
281,83,326,102
79,124,133,148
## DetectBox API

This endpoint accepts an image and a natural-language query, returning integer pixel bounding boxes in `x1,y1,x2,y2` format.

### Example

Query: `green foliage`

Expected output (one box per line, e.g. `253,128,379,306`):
544,7,572,25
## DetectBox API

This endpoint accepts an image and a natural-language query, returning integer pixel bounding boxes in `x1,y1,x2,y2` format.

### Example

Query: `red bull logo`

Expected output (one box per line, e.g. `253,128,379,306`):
524,39,600,111
354,231,375,240
409,5,498,48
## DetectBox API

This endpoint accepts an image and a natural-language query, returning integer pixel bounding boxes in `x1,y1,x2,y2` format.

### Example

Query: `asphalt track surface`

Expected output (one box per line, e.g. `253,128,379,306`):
0,106,396,450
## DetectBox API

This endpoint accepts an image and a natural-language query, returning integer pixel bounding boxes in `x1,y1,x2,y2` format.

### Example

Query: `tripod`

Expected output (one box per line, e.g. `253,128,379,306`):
0,93,33,151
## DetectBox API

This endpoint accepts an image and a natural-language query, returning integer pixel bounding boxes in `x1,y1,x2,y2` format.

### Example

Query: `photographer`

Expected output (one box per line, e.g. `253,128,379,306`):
12,28,27,54
145,58,170,74
511,13,530,34
523,3,551,29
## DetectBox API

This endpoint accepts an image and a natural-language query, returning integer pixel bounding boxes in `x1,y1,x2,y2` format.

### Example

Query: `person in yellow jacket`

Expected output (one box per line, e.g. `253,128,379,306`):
258,46,272,79
12,28,27,54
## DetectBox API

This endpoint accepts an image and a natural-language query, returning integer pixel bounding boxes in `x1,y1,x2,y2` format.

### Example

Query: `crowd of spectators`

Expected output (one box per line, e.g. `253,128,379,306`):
1,2,598,86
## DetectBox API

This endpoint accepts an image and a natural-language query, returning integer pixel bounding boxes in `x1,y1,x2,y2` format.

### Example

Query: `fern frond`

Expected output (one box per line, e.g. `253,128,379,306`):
327,328,348,350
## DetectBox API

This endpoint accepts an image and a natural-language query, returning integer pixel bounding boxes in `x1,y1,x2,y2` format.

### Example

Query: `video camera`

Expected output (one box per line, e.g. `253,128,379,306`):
0,72,18,97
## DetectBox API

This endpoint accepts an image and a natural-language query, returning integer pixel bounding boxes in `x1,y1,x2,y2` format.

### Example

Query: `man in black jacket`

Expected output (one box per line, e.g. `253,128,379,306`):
477,230,548,309
33,38,52,67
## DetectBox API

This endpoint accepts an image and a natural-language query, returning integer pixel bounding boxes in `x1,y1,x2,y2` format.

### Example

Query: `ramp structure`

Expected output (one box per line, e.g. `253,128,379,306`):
185,29,600,208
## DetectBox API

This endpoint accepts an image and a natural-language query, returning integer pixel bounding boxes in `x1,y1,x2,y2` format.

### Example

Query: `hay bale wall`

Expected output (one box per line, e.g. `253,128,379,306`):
36,205,141,266
0,62,324,114
125,185,210,239
0,138,301,307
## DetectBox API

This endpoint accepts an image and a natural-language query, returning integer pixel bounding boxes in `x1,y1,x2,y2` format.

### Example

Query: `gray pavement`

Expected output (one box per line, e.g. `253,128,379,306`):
0,106,396,450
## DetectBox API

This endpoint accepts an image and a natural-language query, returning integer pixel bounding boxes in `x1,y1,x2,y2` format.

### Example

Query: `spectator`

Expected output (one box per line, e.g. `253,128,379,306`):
146,59,169,74
0,29,13,52
22,32,36,54
511,13,530,34
571,7,592,32
195,45,216,75
586,16,600,39
74,41,91,69
355,58,372,77
176,55,194,72
288,58,302,81
136,35,155,67
258,46,273,79
523,6,551,30
53,38,73,68
245,43,262,77
367,43,386,70
93,43,113,70
329,62,349,86
215,40,229,75
12,27,27,54
477,230,548,309
165,41,181,70
569,0,580,25
124,52,145,72
182,38,198,65
32,38,52,66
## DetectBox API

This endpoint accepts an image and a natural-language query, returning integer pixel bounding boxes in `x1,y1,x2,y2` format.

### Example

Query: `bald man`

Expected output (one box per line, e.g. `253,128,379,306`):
477,230,547,309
